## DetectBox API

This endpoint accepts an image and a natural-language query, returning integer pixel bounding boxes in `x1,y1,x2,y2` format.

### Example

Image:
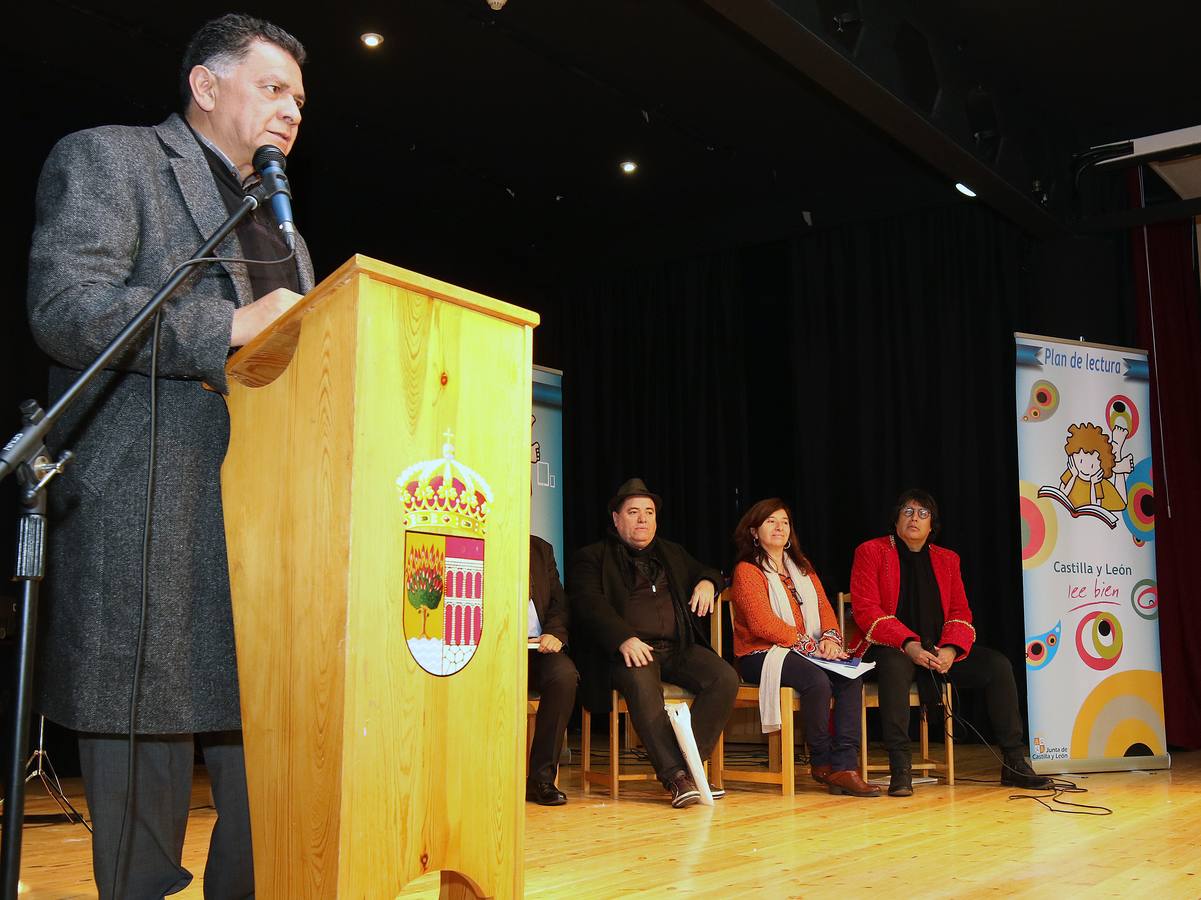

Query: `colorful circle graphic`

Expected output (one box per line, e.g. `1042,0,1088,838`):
1071,669,1166,760
1019,480,1058,569
1076,610,1123,670
1023,379,1060,422
1025,621,1062,670
1122,458,1155,542
1131,578,1158,621
1105,394,1140,439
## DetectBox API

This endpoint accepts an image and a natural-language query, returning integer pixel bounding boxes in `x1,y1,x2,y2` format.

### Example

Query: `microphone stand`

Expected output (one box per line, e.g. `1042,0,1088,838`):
0,192,260,900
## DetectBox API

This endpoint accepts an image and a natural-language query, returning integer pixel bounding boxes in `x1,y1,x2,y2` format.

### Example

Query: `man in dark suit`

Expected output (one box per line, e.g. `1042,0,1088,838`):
26,13,312,898
568,478,738,808
526,535,578,805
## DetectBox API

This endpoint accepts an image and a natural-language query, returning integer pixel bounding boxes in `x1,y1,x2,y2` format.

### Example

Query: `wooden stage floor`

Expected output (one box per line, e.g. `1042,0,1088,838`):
12,743,1200,898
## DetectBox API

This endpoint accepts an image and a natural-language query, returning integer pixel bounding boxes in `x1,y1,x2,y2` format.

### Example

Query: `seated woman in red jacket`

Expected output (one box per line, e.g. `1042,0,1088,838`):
850,488,1054,796
730,498,879,797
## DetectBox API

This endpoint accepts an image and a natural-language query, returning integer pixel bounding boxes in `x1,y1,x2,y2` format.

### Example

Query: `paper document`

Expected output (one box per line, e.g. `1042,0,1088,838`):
796,650,876,679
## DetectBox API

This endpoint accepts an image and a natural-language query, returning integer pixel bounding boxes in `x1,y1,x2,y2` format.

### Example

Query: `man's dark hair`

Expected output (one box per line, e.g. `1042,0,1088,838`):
890,488,941,540
180,13,306,110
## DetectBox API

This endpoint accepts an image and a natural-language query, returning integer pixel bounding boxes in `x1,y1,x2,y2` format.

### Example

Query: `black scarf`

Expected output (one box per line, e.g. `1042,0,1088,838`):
896,539,946,706
609,531,692,647
896,540,943,648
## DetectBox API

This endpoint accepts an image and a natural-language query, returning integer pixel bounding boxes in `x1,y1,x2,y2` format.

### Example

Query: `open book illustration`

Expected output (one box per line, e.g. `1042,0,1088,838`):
1037,484,1119,528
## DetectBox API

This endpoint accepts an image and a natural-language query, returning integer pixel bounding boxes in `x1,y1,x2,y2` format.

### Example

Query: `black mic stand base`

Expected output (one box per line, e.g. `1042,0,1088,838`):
0,716,89,829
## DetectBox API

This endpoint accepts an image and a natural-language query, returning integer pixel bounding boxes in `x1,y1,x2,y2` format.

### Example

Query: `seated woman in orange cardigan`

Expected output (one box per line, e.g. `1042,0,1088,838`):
729,498,879,797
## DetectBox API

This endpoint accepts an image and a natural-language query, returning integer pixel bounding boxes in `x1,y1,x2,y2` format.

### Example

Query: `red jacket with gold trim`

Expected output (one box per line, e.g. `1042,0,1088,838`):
848,535,976,659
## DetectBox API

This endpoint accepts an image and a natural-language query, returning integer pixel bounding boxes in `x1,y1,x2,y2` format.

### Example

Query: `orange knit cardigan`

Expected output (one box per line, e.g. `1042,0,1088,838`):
729,560,841,657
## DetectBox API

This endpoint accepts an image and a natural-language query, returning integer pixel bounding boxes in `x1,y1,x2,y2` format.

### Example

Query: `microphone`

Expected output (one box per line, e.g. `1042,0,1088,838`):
252,145,296,249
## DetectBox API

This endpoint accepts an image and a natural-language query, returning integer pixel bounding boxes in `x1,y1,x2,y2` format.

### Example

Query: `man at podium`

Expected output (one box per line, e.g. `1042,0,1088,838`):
569,478,738,808
26,13,312,897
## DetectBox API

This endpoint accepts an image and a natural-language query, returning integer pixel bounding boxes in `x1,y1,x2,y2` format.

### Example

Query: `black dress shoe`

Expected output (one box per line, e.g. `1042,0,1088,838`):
1001,756,1055,790
526,781,567,805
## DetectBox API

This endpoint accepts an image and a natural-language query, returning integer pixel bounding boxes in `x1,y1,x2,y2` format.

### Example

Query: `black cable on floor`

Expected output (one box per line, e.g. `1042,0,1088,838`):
922,666,1112,816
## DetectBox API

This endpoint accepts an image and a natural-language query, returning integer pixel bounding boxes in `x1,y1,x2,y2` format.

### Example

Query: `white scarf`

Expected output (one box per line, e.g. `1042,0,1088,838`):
764,555,822,640
757,555,822,733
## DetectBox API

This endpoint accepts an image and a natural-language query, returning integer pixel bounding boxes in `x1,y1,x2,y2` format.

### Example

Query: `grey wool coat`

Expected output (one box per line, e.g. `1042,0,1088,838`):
26,113,315,734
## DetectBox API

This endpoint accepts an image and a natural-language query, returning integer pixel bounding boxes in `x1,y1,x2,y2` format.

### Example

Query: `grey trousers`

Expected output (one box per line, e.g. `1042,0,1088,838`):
78,730,253,900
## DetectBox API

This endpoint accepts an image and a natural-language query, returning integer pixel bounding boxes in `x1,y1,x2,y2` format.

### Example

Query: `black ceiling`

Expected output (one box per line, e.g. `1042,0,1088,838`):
6,0,1197,299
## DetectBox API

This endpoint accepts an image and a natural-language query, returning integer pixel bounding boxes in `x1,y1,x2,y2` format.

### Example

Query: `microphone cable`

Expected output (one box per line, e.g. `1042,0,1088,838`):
921,665,1113,816
108,244,297,898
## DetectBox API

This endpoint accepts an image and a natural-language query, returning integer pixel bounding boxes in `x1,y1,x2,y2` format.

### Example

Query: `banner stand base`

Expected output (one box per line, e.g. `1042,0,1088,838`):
1033,753,1171,775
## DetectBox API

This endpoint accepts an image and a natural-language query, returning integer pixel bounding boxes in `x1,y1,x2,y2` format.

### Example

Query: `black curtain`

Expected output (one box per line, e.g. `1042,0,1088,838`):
551,202,1135,737
556,250,751,570
785,205,1035,651
785,205,1132,728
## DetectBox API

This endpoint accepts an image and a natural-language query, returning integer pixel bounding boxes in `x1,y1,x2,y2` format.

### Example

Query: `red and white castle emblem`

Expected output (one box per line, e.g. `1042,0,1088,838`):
398,436,491,677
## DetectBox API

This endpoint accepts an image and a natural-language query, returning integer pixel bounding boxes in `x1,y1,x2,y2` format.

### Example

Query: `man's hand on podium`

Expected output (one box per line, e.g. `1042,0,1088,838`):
230,287,304,346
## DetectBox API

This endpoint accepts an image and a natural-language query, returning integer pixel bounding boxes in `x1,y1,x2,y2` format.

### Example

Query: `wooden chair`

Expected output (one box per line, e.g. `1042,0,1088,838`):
714,589,802,796
837,592,954,784
580,602,723,798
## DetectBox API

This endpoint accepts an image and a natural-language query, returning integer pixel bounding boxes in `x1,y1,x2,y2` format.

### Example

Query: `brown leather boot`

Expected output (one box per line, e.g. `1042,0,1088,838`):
810,764,834,785
826,770,882,797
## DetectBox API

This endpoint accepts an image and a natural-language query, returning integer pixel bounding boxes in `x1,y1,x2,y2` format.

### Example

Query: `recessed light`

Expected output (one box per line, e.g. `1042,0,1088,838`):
361,32,384,48
620,160,638,174
955,182,977,197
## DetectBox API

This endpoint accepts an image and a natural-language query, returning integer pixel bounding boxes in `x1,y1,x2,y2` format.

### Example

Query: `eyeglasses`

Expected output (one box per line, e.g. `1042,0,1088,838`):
902,507,931,520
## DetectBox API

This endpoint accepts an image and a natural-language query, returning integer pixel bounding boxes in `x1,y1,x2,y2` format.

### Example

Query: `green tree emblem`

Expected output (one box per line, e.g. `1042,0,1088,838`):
406,544,444,638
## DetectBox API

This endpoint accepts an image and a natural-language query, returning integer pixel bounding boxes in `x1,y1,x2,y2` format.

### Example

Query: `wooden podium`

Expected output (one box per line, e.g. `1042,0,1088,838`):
221,256,537,898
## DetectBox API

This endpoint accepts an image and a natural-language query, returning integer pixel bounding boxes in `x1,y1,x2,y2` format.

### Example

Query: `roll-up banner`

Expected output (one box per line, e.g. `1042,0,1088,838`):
1014,333,1169,774
532,366,564,569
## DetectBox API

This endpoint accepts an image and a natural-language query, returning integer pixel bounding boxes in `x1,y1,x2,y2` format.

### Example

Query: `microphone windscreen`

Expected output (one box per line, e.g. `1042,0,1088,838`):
253,145,288,172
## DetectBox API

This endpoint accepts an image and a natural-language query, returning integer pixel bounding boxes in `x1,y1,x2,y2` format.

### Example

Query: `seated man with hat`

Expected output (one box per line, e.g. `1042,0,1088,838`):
568,478,738,808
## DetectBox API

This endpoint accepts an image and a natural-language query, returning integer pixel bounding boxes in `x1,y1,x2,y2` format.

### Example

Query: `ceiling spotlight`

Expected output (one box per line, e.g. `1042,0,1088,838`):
620,160,638,174
360,32,384,48
486,0,508,9
955,182,977,197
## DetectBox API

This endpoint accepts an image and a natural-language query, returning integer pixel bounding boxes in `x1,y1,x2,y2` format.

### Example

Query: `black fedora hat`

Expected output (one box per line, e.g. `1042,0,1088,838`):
608,477,662,513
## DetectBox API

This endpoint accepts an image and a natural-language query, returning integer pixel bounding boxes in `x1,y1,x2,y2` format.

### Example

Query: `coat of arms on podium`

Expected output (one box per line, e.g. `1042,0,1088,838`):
397,436,491,677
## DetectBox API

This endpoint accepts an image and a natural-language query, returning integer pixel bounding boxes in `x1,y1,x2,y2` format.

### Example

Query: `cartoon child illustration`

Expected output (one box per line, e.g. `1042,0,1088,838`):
1060,423,1131,510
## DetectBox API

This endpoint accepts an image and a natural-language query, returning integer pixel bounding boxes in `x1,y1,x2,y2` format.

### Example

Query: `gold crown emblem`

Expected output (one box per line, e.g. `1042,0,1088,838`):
396,436,492,535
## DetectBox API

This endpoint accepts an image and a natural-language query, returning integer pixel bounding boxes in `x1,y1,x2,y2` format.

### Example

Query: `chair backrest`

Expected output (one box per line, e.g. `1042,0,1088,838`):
712,587,730,656
836,592,865,649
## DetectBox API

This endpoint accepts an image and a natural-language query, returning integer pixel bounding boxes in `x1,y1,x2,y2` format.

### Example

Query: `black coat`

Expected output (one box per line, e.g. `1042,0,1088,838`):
26,114,315,733
530,535,570,644
567,532,721,713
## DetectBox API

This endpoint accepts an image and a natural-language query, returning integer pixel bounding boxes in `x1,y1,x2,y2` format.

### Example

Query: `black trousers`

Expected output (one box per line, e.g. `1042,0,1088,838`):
527,649,579,783
77,730,253,900
738,651,863,772
868,644,1024,754
608,641,738,784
